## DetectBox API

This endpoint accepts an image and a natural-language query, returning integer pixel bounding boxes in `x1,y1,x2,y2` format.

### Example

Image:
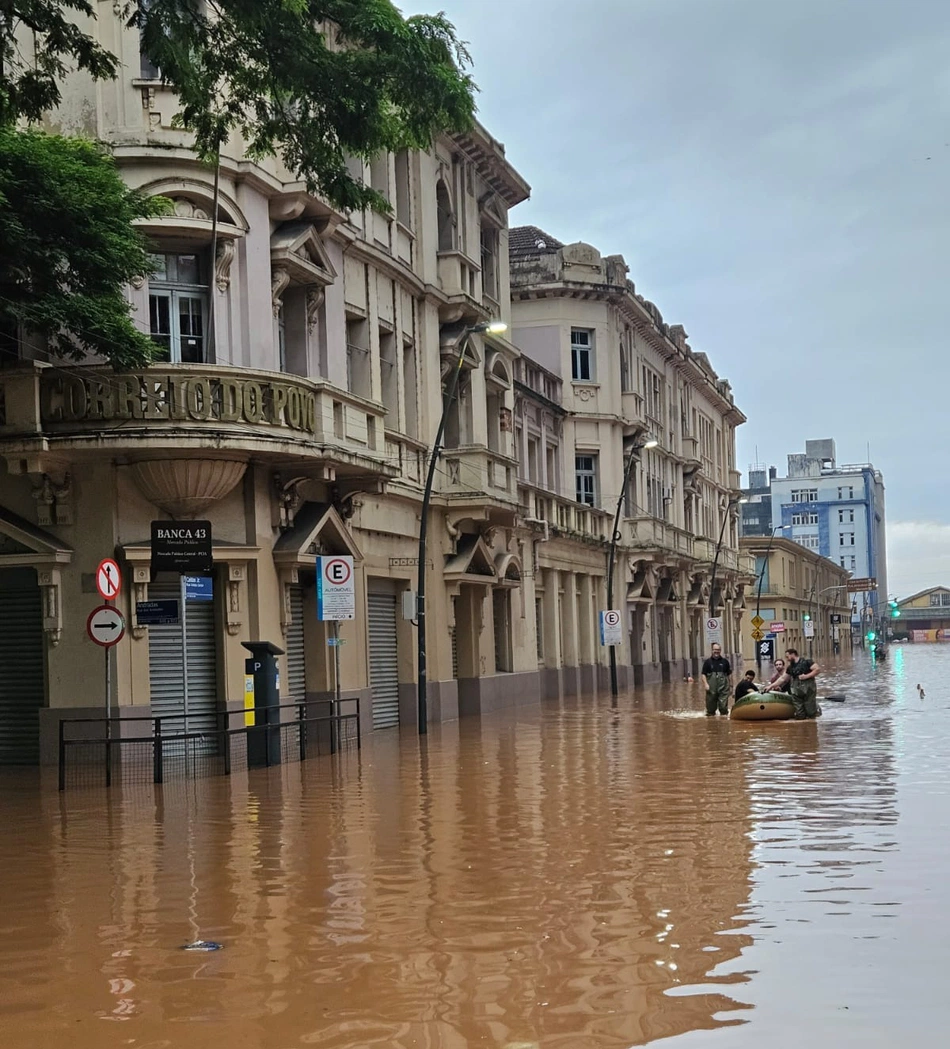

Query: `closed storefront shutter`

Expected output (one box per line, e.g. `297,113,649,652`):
0,568,44,765
147,581,218,744
286,585,307,701
368,591,399,730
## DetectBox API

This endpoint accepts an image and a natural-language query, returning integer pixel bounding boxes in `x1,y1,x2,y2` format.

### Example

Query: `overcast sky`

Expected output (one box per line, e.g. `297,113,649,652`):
432,0,950,596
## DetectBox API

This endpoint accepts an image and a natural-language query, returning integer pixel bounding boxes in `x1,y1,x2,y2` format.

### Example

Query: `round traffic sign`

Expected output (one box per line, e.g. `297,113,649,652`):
87,605,126,648
323,557,352,586
96,558,122,601
603,610,621,627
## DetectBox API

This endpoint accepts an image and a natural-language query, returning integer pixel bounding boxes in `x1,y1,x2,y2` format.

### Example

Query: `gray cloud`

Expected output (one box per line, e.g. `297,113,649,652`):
434,0,950,538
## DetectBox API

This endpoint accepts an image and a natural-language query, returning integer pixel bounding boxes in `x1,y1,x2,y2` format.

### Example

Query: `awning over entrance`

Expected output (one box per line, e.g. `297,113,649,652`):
272,502,363,568
444,534,498,585
0,503,73,646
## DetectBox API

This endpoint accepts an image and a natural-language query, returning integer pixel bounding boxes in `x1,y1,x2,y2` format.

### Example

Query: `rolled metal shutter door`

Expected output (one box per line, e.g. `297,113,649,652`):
0,568,44,765
147,581,218,746
368,591,399,730
286,585,307,701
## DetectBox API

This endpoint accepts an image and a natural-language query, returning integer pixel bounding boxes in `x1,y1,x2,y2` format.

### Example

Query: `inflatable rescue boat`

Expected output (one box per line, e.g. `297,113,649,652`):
730,691,795,721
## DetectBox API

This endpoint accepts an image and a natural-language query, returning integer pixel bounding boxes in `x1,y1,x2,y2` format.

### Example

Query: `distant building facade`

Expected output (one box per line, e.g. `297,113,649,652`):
769,440,887,620
894,588,950,641
739,465,776,536
739,536,853,662
509,227,752,686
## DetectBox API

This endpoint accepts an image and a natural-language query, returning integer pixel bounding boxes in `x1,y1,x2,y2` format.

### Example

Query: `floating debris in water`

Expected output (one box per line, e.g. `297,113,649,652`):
181,940,223,952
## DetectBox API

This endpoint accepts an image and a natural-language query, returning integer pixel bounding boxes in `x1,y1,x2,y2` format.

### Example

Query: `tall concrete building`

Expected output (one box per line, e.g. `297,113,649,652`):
739,464,776,537
509,228,752,686
768,440,887,620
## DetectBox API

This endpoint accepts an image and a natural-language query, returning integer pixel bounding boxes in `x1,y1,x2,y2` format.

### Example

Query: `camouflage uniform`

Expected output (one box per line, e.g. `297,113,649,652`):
788,657,818,719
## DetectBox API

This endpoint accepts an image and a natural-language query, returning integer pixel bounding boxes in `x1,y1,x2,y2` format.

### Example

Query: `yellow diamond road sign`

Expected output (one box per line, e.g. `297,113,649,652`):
751,627,764,641
750,614,765,629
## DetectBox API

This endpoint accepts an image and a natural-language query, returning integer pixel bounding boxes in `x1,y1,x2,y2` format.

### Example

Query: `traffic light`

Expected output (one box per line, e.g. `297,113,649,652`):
803,613,811,621
889,599,900,618
866,630,876,642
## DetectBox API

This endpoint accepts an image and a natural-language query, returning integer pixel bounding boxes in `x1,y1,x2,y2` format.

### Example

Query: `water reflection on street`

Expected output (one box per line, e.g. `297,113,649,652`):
0,645,946,1048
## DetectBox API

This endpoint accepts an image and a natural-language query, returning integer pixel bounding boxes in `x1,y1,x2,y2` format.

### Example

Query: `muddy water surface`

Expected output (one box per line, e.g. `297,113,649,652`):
0,646,945,1048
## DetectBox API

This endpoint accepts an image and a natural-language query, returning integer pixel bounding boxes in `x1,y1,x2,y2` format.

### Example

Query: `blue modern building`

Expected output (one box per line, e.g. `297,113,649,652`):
767,439,887,623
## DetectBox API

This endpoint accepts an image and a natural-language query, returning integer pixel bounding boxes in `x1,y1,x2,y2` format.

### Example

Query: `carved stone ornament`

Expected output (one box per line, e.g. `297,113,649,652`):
215,239,236,292
172,197,209,220
130,273,147,290
31,472,72,526
130,458,247,517
275,475,307,532
36,568,63,646
278,567,300,635
226,564,246,636
306,287,325,332
271,265,291,316
131,565,151,640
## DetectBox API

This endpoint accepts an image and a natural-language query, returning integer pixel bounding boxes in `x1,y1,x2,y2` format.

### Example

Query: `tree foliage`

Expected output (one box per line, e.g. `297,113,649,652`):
0,0,119,125
2,1,477,211
0,1,476,365
0,128,168,368
134,0,477,212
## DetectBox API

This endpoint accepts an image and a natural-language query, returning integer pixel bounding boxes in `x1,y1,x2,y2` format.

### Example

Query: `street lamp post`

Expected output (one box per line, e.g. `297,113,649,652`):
708,496,747,619
754,524,792,674
606,434,657,699
416,319,507,735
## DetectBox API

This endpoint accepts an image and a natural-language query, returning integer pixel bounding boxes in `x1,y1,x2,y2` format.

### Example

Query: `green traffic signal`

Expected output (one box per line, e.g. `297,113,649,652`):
892,610,901,618
866,631,876,641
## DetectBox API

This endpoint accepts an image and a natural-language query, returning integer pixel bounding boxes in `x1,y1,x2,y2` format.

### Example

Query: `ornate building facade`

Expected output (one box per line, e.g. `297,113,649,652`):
0,7,538,763
509,228,753,687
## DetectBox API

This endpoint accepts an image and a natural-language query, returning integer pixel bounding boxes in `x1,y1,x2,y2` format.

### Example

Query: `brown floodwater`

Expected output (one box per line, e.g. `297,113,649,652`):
0,645,944,1048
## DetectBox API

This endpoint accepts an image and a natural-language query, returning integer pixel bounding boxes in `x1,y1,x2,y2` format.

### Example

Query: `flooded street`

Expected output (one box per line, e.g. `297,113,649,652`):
1,645,946,1048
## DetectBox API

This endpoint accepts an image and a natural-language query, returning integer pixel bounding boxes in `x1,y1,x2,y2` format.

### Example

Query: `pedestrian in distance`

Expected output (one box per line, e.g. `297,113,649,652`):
734,670,759,703
701,643,733,716
785,647,821,719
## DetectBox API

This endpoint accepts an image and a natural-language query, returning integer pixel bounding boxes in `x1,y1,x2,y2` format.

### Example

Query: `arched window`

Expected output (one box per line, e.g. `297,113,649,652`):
436,180,455,252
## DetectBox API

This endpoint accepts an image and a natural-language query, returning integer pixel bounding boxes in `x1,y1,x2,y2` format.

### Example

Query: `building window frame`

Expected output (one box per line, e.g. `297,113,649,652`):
148,251,210,363
839,532,855,547
575,454,598,507
571,328,594,382
790,488,819,503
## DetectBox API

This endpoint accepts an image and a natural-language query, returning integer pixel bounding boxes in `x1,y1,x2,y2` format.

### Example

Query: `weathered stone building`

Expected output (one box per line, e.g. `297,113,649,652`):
509,228,752,686
0,7,536,763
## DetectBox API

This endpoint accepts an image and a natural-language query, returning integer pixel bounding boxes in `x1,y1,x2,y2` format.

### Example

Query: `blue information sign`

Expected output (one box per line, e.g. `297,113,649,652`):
135,599,180,626
184,576,213,601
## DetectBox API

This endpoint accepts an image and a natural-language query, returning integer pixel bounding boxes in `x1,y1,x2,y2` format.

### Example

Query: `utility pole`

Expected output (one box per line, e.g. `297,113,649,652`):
416,320,506,735
606,433,657,699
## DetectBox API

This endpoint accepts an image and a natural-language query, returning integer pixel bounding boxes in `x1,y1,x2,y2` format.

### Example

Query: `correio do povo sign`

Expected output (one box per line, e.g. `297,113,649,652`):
151,520,213,575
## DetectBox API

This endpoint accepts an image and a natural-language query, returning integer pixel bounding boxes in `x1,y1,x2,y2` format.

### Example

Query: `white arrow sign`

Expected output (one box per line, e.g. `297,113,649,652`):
87,605,126,648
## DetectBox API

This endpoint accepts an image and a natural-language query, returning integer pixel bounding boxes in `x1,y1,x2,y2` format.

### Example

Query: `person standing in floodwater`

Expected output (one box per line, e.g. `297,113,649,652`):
701,643,732,716
785,646,821,719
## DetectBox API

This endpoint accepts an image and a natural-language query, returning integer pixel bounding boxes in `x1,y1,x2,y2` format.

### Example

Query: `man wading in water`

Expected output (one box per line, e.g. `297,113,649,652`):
786,647,821,719
701,643,733,716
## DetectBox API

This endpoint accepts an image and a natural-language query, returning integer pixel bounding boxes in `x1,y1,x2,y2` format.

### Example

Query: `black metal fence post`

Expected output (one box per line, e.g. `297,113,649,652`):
153,718,163,784
298,703,307,762
58,719,66,792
